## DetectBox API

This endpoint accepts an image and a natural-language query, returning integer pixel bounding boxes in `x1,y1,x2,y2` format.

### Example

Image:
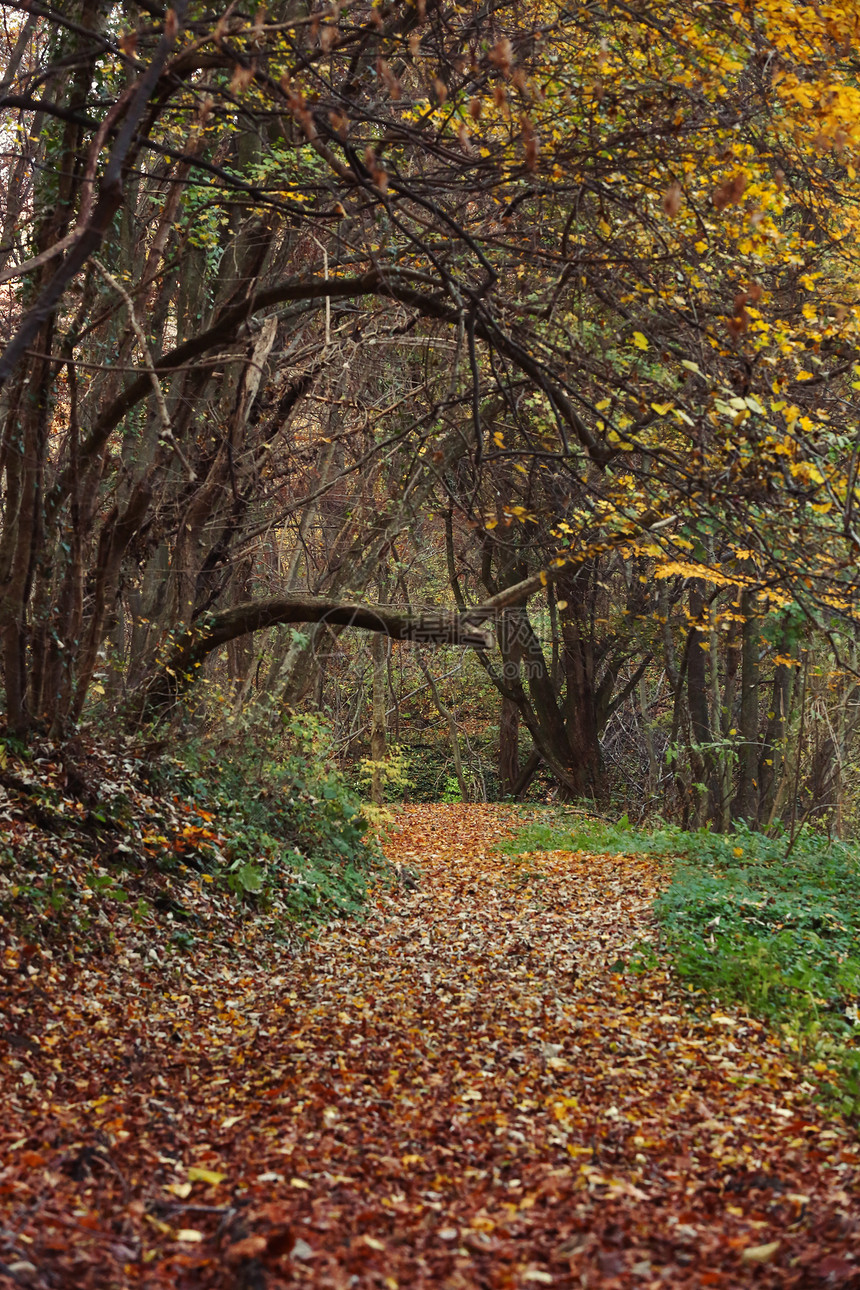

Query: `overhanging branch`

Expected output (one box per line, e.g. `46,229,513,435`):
140,595,495,717
48,265,614,521
140,511,678,717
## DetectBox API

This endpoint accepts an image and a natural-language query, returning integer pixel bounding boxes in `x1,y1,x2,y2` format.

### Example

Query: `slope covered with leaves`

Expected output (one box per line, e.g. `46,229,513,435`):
0,726,376,955
2,805,859,1288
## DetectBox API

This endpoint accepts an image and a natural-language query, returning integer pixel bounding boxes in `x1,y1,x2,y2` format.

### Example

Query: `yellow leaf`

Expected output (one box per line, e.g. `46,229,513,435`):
187,1167,227,1186
742,1241,780,1264
165,1182,192,1198
631,331,649,350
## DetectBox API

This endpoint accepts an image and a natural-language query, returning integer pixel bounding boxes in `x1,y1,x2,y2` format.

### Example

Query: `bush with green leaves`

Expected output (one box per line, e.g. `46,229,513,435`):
153,709,380,922
0,707,381,951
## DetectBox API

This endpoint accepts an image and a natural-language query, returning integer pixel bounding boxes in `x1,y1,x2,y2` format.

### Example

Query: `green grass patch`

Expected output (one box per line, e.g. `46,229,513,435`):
498,809,682,859
501,810,860,1117
655,831,860,1117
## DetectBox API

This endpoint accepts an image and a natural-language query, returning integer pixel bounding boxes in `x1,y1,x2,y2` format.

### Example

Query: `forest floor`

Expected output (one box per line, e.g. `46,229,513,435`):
2,803,859,1289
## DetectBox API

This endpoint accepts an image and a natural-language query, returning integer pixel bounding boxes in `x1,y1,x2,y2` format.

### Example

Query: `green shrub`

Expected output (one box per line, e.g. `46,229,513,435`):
0,710,380,951
154,711,380,922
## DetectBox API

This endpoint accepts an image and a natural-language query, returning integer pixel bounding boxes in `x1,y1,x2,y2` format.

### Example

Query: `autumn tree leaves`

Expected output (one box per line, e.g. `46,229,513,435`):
1,1,860,825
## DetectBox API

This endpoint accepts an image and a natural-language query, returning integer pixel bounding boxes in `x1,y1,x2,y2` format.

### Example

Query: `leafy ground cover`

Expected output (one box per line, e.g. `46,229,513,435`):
0,724,378,958
2,803,859,1287
503,813,860,1118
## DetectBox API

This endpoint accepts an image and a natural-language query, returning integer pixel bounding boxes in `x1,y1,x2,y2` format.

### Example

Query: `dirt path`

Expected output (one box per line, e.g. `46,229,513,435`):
2,805,859,1288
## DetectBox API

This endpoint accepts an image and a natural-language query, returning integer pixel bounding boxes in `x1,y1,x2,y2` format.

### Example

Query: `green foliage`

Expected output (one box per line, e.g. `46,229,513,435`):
497,809,676,857
394,743,451,803
654,831,860,1116
157,712,380,922
440,775,463,803
357,744,411,804
0,711,381,952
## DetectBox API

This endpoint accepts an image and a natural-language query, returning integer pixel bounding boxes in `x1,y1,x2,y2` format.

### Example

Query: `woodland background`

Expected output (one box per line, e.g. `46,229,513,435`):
4,9,860,1281
2,0,860,833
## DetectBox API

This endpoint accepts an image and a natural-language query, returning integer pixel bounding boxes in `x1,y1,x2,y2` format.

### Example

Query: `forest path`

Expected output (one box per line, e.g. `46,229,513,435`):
2,804,859,1289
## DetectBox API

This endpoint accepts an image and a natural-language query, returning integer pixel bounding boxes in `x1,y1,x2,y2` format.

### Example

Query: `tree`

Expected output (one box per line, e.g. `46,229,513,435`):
1,0,860,831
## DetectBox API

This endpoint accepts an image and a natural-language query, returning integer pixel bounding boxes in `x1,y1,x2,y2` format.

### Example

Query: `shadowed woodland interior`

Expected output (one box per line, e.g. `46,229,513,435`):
4,7,860,1286
2,1,860,824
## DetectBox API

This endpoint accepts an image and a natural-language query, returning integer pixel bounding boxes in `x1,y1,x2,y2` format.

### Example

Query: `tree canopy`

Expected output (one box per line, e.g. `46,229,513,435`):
3,0,860,825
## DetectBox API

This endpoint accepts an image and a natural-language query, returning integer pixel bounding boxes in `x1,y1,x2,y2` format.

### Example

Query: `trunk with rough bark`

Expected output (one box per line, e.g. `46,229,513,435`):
685,580,716,826
0,2,106,731
370,632,387,807
733,590,761,825
498,697,521,797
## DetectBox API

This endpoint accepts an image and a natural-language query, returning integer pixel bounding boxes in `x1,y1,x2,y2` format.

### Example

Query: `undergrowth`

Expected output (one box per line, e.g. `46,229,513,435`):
0,713,380,957
502,810,860,1118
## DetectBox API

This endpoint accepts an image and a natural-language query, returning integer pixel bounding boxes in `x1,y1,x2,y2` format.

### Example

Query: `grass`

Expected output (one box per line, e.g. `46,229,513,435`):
501,809,860,1117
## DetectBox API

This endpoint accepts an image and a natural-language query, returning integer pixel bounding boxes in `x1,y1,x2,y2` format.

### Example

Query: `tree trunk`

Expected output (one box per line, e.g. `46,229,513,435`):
499,696,521,796
733,589,761,826
370,632,387,807
686,579,715,826
759,631,795,827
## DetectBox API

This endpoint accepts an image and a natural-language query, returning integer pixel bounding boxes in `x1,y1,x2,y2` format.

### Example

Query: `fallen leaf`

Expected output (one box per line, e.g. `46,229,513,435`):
187,1166,227,1185
741,1241,781,1264
226,1235,268,1262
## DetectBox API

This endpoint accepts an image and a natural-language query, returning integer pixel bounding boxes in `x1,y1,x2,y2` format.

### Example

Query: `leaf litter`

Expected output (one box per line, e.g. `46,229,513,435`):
1,804,859,1287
